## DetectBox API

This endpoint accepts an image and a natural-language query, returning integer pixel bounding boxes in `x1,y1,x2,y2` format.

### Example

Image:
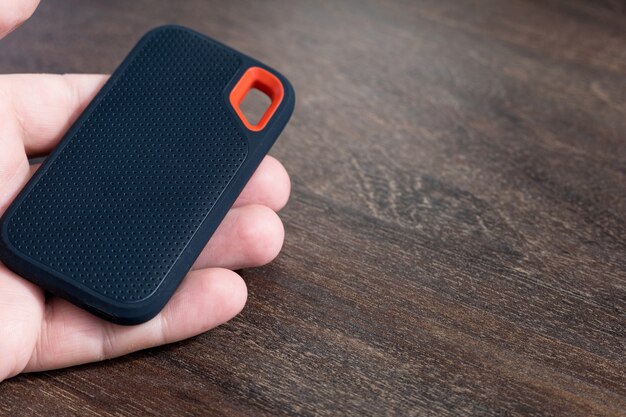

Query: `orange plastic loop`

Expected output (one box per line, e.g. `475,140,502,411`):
229,67,284,132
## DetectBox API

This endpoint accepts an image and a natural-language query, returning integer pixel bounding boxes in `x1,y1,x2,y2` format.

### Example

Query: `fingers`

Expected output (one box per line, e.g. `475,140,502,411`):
0,265,44,380
233,156,290,211
0,74,108,156
193,204,284,270
0,0,39,39
24,267,246,372
17,197,285,374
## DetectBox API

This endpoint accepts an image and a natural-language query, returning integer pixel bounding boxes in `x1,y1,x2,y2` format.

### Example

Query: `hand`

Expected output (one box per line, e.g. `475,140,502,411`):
0,1,290,381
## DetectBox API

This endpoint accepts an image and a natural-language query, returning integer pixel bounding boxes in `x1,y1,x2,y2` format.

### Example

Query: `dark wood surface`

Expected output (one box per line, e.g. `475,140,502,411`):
1,0,625,415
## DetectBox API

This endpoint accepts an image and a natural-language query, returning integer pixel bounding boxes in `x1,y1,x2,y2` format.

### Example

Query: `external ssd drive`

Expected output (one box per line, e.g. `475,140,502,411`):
0,25,295,324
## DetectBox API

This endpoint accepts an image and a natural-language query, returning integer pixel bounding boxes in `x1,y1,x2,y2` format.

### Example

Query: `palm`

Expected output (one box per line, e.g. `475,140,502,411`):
0,73,290,380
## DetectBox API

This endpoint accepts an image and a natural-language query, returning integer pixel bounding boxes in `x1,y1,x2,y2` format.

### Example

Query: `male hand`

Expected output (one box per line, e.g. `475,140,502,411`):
0,0,290,381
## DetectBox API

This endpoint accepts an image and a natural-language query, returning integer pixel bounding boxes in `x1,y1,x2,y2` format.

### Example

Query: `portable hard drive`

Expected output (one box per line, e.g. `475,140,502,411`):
0,26,295,324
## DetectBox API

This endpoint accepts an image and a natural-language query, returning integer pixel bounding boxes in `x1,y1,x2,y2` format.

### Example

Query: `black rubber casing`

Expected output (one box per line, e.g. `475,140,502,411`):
0,26,295,324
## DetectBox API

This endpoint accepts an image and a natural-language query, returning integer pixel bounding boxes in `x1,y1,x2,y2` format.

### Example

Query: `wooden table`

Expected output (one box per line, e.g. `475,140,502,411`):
1,1,625,415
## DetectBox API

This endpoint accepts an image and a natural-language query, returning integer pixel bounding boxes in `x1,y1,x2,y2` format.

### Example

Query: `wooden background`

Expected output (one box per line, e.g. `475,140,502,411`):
1,0,625,416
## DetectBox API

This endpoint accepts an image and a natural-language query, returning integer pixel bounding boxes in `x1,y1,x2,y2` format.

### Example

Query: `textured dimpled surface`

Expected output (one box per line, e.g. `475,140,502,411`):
6,28,247,302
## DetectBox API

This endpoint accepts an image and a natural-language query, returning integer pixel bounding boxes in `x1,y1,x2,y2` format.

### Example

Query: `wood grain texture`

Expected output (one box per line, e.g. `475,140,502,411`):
0,0,625,415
